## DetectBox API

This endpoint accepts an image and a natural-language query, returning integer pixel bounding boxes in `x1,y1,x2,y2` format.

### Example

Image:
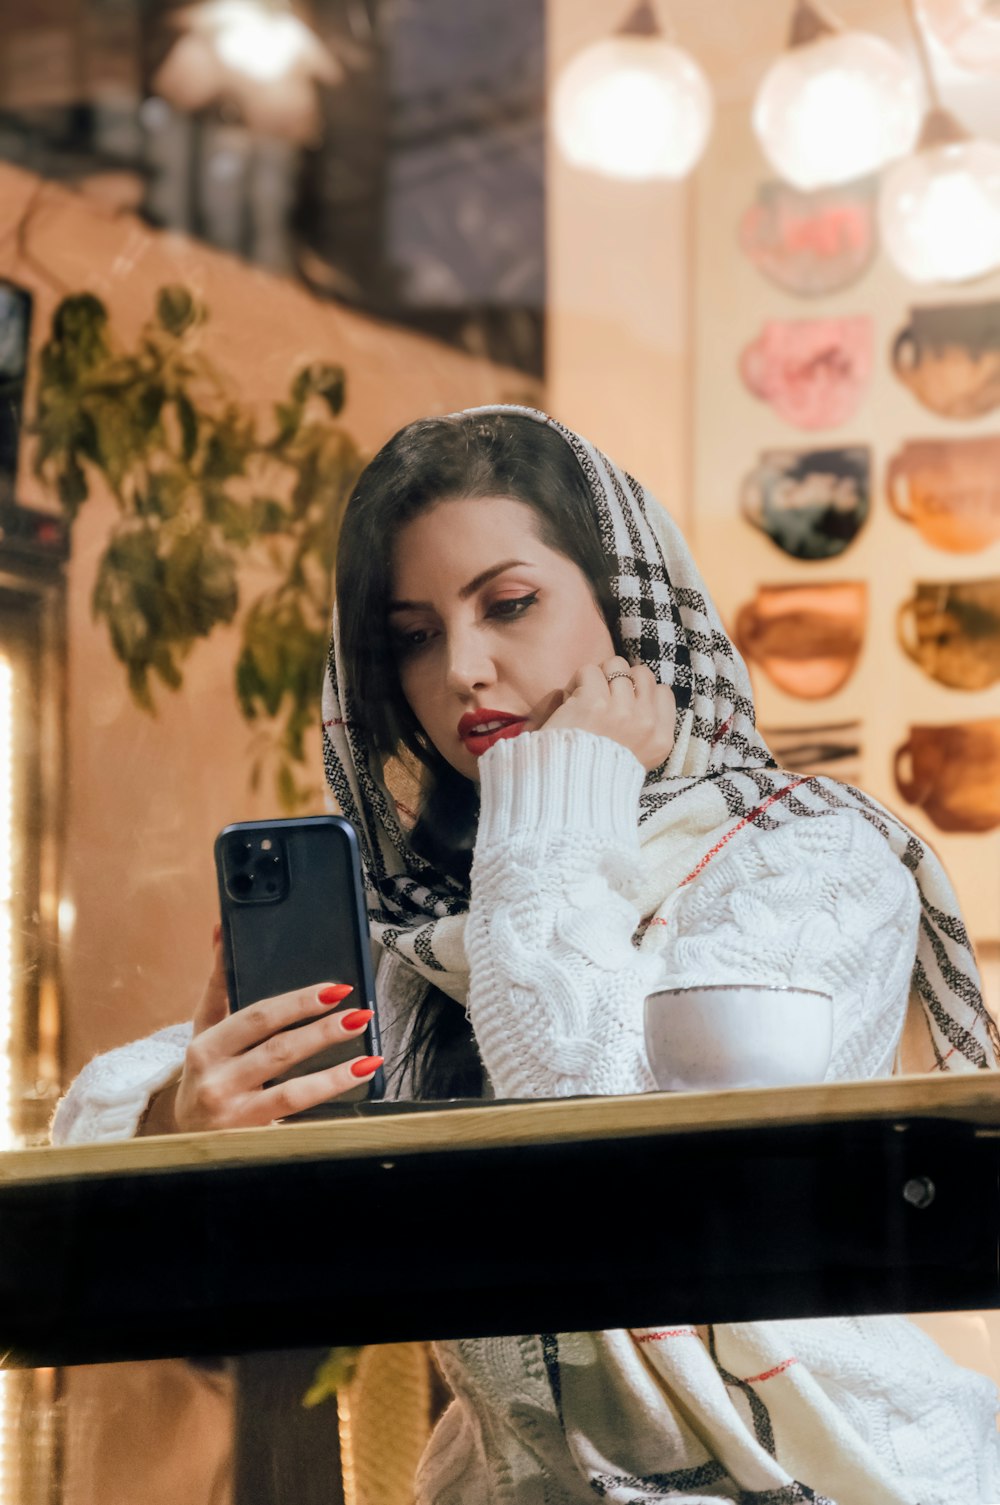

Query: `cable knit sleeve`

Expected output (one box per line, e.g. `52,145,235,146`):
467,729,662,1098
466,729,920,1099
50,1023,192,1145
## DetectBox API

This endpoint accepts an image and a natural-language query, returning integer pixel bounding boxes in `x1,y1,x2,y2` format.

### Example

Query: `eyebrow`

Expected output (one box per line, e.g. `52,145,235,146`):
387,559,533,614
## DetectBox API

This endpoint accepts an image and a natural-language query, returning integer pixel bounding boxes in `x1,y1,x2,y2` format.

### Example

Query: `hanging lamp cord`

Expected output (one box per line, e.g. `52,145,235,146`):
902,0,943,109
803,0,843,29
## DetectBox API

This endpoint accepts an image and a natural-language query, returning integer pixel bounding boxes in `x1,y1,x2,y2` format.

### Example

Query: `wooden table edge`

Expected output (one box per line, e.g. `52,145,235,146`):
3,1072,998,1185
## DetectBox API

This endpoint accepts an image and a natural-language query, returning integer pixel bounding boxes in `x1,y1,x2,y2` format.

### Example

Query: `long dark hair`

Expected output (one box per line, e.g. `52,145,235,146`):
335,412,624,1099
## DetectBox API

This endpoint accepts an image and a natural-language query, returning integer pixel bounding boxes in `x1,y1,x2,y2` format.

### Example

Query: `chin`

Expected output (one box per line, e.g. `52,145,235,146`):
440,749,479,783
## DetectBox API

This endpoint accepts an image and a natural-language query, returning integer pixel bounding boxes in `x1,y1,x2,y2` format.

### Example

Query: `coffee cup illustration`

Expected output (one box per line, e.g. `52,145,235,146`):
897,579,1000,692
887,437,1000,554
891,302,1000,418
740,446,870,561
740,317,872,430
734,581,867,699
894,719,1000,833
738,177,877,298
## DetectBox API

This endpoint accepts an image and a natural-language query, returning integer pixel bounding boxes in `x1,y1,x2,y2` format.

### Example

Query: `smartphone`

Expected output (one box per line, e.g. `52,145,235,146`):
214,815,383,1114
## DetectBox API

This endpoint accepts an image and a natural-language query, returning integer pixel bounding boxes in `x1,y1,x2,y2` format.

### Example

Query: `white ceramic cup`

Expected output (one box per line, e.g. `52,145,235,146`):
643,984,834,1092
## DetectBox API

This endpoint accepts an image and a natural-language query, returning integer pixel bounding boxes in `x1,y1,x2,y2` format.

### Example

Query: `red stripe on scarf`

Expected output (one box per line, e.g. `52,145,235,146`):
711,715,734,748
635,1328,699,1342
679,778,814,888
740,1357,799,1384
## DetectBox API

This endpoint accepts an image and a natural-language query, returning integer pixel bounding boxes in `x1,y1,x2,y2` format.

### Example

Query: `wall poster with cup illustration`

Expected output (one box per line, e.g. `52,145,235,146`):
739,444,871,561
691,102,1000,1015
887,435,1000,554
737,177,877,299
890,301,1000,420
738,315,873,430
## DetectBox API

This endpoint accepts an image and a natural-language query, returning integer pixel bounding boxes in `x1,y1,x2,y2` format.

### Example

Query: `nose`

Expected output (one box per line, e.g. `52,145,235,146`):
444,624,497,698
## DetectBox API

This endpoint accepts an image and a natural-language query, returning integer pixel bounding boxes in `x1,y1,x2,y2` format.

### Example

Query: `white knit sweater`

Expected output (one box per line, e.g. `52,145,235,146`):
52,731,999,1504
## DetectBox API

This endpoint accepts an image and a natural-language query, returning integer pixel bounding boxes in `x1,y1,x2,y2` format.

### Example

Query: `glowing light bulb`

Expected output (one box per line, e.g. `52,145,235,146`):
151,1,339,144
212,3,313,82
880,136,1000,282
753,31,921,189
554,36,713,181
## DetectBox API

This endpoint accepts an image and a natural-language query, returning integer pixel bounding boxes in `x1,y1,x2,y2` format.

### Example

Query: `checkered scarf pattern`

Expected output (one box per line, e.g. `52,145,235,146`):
322,406,999,1073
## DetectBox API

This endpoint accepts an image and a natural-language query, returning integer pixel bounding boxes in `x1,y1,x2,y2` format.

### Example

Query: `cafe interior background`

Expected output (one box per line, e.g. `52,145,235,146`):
1,0,1000,1499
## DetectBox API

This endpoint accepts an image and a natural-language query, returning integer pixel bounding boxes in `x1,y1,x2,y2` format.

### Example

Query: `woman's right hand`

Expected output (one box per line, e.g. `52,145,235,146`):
141,929,382,1134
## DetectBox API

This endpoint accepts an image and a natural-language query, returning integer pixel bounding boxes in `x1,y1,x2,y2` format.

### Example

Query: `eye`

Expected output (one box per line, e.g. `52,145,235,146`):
489,592,538,620
391,624,437,656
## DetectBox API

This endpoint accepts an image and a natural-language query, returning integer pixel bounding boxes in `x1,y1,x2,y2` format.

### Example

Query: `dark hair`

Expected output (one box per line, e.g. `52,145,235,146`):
335,412,624,1099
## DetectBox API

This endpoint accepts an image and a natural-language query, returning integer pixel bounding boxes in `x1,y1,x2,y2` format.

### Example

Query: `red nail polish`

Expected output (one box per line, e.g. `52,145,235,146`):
318,984,353,1005
340,1009,373,1032
350,1055,383,1079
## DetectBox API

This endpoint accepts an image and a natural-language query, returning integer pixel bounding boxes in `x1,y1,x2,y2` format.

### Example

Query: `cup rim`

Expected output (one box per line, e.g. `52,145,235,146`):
645,984,832,1001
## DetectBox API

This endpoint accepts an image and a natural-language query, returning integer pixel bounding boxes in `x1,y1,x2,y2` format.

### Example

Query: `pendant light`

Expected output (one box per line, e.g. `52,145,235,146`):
879,0,1000,282
152,1,340,145
552,1,713,182
753,0,922,189
916,0,1000,73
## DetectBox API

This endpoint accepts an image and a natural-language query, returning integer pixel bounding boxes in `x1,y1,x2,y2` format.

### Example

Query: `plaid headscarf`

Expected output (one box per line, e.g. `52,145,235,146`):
322,406,999,1074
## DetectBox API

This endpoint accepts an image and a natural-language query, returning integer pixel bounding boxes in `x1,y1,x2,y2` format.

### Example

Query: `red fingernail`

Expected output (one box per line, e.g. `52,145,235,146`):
341,1009,373,1032
350,1055,383,1079
318,984,353,1005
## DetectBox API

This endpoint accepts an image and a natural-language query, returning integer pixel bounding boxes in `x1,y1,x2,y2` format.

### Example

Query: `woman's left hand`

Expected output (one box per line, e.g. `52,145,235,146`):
539,656,676,772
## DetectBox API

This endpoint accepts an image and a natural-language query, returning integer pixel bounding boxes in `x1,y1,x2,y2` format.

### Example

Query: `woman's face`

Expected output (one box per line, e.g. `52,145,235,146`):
388,494,616,781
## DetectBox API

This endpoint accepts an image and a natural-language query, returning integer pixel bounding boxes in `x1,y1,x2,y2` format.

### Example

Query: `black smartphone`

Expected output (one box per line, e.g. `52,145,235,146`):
214,815,384,1114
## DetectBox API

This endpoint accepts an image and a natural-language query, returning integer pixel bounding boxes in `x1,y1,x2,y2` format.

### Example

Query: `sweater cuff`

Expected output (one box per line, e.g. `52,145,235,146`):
50,1023,191,1145
476,729,644,849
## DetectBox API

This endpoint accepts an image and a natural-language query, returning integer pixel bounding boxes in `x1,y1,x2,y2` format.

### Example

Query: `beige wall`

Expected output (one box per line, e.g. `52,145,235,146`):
0,163,537,1077
546,1,693,530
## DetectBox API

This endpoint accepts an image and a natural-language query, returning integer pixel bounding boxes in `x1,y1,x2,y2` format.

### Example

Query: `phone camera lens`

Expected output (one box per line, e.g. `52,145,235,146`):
227,838,253,868
224,831,287,903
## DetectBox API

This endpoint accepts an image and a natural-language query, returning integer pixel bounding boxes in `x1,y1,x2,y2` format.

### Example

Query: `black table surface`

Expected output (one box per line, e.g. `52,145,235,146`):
0,1073,998,1367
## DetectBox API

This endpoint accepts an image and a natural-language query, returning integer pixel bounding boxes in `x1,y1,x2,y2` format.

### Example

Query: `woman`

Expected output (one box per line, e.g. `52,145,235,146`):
55,407,1000,1503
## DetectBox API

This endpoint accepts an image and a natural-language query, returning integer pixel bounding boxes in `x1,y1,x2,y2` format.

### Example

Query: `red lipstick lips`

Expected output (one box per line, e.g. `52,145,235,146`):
458,709,528,757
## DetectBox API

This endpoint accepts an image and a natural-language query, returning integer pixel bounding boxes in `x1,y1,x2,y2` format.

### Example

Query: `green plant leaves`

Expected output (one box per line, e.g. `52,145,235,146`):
176,393,198,462
51,294,110,373
302,1346,362,1409
92,521,239,708
33,286,366,811
57,457,88,515
292,361,346,416
235,593,326,722
156,285,201,338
